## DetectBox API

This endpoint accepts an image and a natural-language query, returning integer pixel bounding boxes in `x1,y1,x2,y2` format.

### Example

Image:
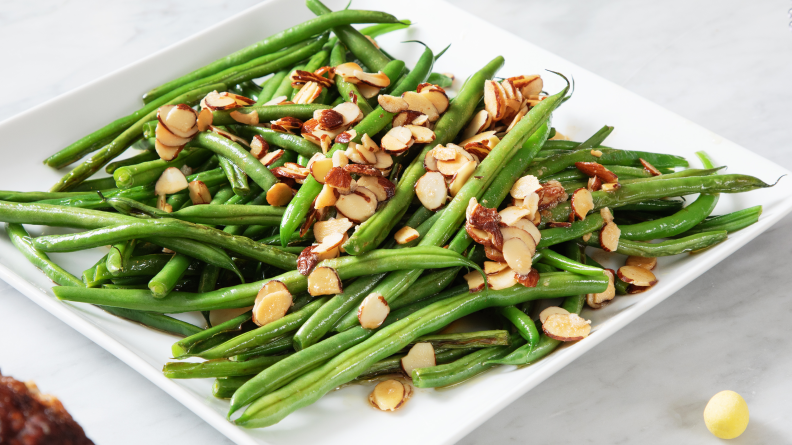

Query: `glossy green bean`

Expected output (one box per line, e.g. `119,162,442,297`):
173,313,251,358
218,155,250,197
166,204,284,226
105,150,160,174
678,205,762,236
212,104,330,126
98,306,202,337
586,230,728,256
414,330,510,349
5,223,83,287
194,132,277,192
232,126,322,158
164,354,290,379
354,348,476,383
329,42,374,116
148,253,192,298
526,148,689,179
213,376,251,399
106,239,136,276
255,69,290,105
539,249,605,276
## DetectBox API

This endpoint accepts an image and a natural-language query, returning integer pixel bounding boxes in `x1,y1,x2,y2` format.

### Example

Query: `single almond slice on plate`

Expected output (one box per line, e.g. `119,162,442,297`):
402,91,439,122
625,256,657,270
599,222,621,252
461,109,492,141
260,149,284,167
502,238,535,275
401,342,436,376
313,217,352,242
307,266,343,296
484,261,509,275
639,158,662,176
252,280,292,326
448,160,477,197
378,95,409,113
357,176,395,201
415,171,448,210
539,306,570,324
314,184,338,209
575,162,619,183
587,269,616,309
464,270,486,292
570,188,594,221
369,379,411,412
155,167,188,195
515,268,540,288
487,267,518,290
542,313,591,341
381,126,414,153
358,292,390,329
510,175,542,199
335,187,378,223
230,109,259,125
394,226,420,245
310,158,334,184
187,180,211,205
618,266,658,287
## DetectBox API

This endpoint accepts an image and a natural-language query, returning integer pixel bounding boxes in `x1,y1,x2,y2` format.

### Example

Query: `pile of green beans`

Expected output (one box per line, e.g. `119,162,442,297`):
4,0,776,432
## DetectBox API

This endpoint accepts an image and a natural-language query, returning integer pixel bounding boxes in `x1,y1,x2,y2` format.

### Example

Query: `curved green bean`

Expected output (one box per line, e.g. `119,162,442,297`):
586,230,728,256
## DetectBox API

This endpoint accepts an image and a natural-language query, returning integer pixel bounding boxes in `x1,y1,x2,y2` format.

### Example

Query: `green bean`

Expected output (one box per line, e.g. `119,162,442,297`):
588,229,728,256
97,306,202,337
217,155,250,197
573,125,613,150
526,148,689,179
271,64,306,100
93,254,174,282
70,177,118,192
255,69,289,105
172,313,251,358
164,354,290,379
106,239,136,276
234,272,607,426
358,20,411,38
5,223,84,287
329,42,374,116
413,330,510,349
229,336,295,362
618,200,684,213
148,253,193,298
50,83,225,192
542,165,653,183
678,205,762,236
44,127,124,170
82,254,109,288
621,167,725,184
212,104,330,126
105,150,160,174
0,190,98,203
414,335,526,388
354,348,477,382
167,204,284,226
278,44,434,247
427,72,453,88
585,255,629,295
194,132,277,192
232,126,322,158
542,174,775,223
618,193,719,240
213,376,251,399
539,249,605,276
143,10,400,102
210,185,236,204
537,214,604,248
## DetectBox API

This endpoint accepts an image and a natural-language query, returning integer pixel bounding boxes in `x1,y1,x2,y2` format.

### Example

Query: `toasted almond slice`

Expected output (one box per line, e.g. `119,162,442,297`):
314,232,345,255
392,110,426,128
600,207,614,223
415,171,447,210
510,218,542,245
460,130,500,149
335,187,378,223
437,145,471,176
187,180,211,205
600,182,621,192
210,126,250,147
462,109,492,141
505,105,527,133
463,142,490,161
335,130,355,144
542,313,591,341
393,226,420,245
154,167,188,195
291,70,333,88
369,379,410,412
272,163,309,180
250,135,269,159
378,94,409,113
332,150,349,168
158,104,197,136
196,107,213,131
271,117,304,134
418,87,449,114
484,80,507,121
625,256,657,270
484,245,506,262
502,237,535,276
587,269,616,309
591,149,603,157
357,176,395,201
484,261,509,275
313,217,352,242
335,62,363,82
640,158,662,176
358,293,390,329
344,164,382,177
266,183,295,206
499,206,532,226
307,266,343,296
358,133,379,154
501,226,537,250
599,222,621,252
401,343,436,376
260,149,284,167
582,232,593,242
230,109,259,125
357,83,380,99
373,150,393,171
252,281,293,326
300,119,321,145
325,167,354,193
509,74,543,96
618,266,658,287
487,267,518,290
404,125,436,144
538,180,569,210
154,139,185,162
431,146,458,162
424,149,439,172
314,243,341,261
262,95,289,106
309,158,334,184
570,188,594,221
352,141,378,164
464,270,486,292
293,82,323,104
315,184,338,209
465,223,492,246
411,115,429,126
334,102,363,126
511,175,542,199
155,121,192,147
344,146,368,164
381,126,414,153
155,195,172,213
575,162,619,183
314,109,345,131
515,268,540,287
201,91,238,110
297,246,319,275
539,306,570,324
588,176,603,192
305,152,325,171
402,91,439,122
547,222,572,228
522,192,540,219
448,160,476,197
353,70,390,88
627,284,652,294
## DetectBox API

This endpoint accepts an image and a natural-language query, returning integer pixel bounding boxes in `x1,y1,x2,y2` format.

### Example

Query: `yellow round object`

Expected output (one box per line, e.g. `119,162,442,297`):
703,390,749,439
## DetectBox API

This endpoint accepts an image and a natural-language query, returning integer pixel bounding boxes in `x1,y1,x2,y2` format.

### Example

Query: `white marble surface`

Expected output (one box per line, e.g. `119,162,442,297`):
1,0,791,444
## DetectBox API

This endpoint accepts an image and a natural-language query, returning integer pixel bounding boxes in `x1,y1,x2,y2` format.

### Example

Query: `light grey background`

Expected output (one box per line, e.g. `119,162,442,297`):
1,0,790,443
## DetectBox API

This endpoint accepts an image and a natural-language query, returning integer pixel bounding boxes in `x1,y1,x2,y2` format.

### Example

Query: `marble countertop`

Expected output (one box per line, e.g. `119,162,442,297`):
1,0,791,443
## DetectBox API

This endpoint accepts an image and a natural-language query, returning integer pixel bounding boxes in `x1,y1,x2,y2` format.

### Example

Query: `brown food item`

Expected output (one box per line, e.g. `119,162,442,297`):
0,373,94,444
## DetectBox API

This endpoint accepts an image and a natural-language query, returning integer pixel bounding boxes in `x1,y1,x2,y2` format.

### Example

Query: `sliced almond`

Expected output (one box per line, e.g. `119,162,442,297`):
335,187,378,223
640,158,662,176
378,94,409,113
250,135,269,159
310,158,334,184
325,167,354,193
575,162,619,183
369,380,410,412
345,146,368,164
431,146,458,162
272,116,306,134
201,91,238,110
448,160,476,197
484,80,507,121
230,109,259,125
462,109,493,141
484,261,509,275
381,126,414,153
315,184,338,209
538,180,569,210
618,266,658,287
210,126,250,147
266,183,295,206
357,83,380,99
515,268,540,288
499,206,532,226
313,217,352,242
600,207,614,223
260,149,284,167
487,267,518,290
424,149,439,172
334,102,363,126
262,95,289,106
627,284,652,294
467,201,504,250
509,74,543,97
154,139,185,162
352,141,378,164
392,111,426,128
272,163,309,181
291,70,333,88
510,175,542,199
314,232,345,255
437,145,471,176
588,176,602,192
301,119,322,145
485,245,506,262
155,167,188,195
252,280,292,326
297,246,319,276
187,180,211,205
344,164,382,177
293,82,322,104
542,313,591,341
394,226,420,245
314,109,345,131
464,142,490,161
501,226,537,253
625,256,657,271
359,133,380,153
402,91,439,122
599,222,621,252
502,238,535,276
405,125,436,144
353,70,390,88
464,270,486,292
373,150,393,172
357,176,395,201
307,266,343,296
587,269,616,309
539,306,570,324
335,62,363,82
332,150,349,168
335,130,355,144
401,343,436,377
460,131,500,150
505,105,528,133
358,293,390,329
600,183,621,192
510,219,542,245
417,85,449,114
196,108,213,131
591,149,603,157
156,122,192,147
415,171,448,211
570,188,595,221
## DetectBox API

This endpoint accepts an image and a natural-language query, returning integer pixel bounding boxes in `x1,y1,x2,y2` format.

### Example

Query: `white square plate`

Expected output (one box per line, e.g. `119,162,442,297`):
1,0,790,444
